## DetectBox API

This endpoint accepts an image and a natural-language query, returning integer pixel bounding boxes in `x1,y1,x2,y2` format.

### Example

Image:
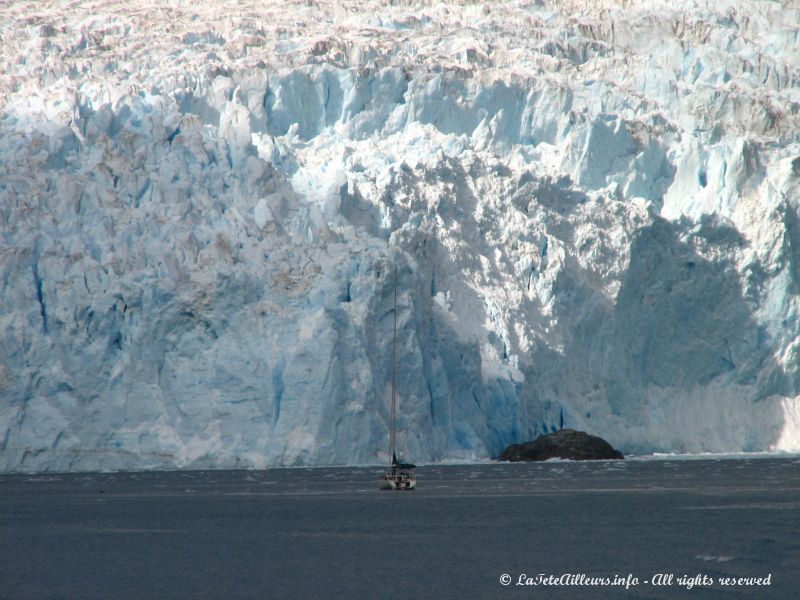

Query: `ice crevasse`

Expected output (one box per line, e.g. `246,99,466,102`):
1,0,800,471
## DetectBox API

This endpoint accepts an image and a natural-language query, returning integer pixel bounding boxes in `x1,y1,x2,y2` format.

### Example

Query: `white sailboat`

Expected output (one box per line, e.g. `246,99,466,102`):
380,266,416,490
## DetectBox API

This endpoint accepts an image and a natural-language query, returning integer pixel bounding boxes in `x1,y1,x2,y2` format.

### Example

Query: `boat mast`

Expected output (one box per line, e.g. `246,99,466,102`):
390,264,398,465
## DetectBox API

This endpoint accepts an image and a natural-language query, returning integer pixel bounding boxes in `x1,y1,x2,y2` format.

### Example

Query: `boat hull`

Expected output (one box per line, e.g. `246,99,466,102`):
380,473,416,490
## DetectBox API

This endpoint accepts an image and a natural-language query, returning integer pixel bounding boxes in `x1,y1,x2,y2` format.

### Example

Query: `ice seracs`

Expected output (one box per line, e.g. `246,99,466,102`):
0,0,799,472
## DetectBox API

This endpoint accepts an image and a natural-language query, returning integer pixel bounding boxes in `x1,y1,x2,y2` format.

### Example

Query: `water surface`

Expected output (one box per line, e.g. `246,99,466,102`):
1,458,798,599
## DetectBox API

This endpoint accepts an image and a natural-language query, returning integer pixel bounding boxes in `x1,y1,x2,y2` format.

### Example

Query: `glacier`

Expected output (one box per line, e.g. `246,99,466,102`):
1,0,799,471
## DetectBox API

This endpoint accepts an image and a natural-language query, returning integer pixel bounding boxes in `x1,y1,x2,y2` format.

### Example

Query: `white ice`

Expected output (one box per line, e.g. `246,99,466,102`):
1,0,799,471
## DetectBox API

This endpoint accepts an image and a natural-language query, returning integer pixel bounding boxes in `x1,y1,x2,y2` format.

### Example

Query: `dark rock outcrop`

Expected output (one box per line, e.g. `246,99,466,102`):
499,429,624,461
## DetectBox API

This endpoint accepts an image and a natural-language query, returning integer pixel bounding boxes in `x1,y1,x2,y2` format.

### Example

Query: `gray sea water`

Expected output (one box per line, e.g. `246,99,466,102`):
1,458,798,599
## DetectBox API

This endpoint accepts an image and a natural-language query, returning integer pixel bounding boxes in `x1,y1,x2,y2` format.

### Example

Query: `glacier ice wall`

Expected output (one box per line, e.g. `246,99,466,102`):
1,0,800,470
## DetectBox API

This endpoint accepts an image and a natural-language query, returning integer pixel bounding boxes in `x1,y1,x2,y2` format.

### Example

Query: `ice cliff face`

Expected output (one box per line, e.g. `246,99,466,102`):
1,0,800,471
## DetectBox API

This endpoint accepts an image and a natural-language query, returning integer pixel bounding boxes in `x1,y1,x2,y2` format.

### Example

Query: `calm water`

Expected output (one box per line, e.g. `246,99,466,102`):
1,458,798,599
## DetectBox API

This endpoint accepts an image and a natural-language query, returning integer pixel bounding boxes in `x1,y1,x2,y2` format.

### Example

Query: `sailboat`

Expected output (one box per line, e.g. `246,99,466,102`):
380,266,416,490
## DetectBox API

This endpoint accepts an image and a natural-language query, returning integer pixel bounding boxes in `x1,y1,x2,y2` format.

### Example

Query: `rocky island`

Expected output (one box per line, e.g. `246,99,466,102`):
499,429,625,462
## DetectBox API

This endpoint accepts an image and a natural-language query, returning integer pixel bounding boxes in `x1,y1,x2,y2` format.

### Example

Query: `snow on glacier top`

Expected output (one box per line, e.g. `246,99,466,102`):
1,1,799,471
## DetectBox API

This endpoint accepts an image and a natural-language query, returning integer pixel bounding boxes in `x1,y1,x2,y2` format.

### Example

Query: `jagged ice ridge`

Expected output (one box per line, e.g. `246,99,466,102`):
1,0,800,471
